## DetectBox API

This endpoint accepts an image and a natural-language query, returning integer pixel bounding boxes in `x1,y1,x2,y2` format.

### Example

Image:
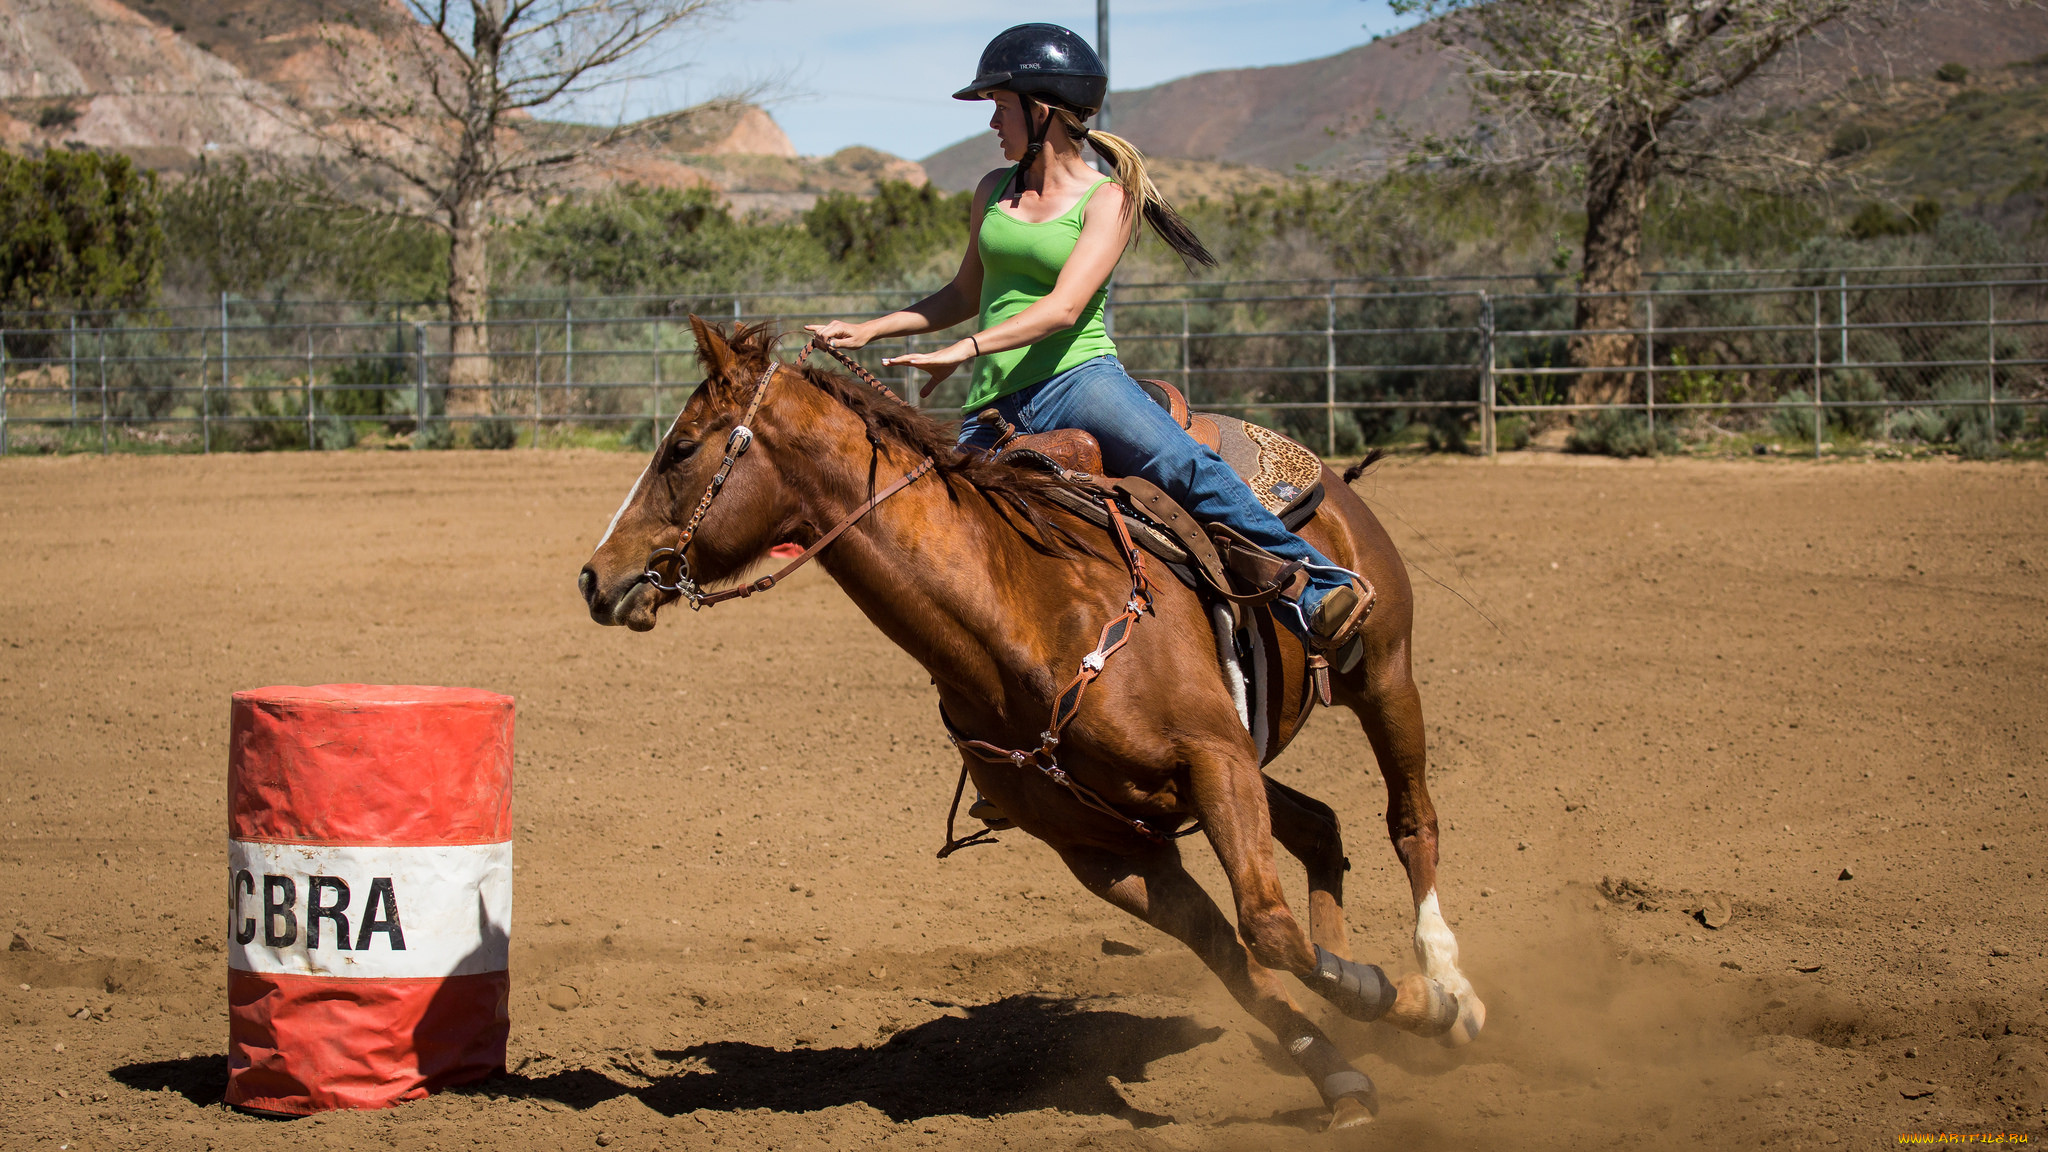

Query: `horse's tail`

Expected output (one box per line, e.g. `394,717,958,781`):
1342,448,1387,485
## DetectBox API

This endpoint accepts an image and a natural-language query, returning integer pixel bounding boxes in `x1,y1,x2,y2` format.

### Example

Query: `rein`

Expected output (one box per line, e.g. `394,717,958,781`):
641,347,933,610
796,337,903,401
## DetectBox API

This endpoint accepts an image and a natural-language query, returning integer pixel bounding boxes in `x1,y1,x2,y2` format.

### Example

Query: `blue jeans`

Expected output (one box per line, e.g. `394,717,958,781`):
957,356,1354,634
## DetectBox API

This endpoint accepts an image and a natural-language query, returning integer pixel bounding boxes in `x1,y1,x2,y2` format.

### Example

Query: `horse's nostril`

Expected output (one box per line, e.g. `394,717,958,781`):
577,567,596,604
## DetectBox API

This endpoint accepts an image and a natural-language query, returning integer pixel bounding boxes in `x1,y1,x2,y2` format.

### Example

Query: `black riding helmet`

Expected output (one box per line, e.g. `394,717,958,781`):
954,24,1106,168
954,23,1107,113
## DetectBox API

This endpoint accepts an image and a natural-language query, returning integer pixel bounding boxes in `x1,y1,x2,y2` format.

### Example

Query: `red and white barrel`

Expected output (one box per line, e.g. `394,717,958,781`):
225,684,514,1114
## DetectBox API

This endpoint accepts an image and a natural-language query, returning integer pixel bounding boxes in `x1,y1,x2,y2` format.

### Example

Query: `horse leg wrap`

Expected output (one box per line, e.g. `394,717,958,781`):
1287,1033,1378,1113
1311,944,1396,1021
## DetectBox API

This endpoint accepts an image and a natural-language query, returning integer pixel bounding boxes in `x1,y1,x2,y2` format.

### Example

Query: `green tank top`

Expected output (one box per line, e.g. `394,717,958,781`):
965,166,1119,409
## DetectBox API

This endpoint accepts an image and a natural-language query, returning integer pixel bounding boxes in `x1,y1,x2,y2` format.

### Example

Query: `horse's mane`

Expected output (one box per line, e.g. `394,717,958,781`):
719,322,1098,559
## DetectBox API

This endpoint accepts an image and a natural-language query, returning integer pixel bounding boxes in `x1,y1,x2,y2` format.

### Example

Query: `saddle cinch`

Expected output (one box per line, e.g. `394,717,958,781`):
975,380,1366,762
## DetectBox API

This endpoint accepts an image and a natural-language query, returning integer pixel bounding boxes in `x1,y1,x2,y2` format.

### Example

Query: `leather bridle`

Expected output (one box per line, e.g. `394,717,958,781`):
634,336,1194,857
640,345,934,611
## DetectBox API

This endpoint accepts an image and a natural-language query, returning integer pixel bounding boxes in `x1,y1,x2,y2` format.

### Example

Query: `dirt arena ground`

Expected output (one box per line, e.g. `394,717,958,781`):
1,448,2043,1151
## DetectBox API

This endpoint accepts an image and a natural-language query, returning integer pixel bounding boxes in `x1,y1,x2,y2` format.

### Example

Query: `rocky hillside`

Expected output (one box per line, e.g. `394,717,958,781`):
921,24,1462,194
0,0,923,211
922,2,2048,195
0,0,302,168
1802,56,2048,232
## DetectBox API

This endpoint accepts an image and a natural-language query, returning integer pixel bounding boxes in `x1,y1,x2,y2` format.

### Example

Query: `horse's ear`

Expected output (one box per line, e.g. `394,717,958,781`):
689,315,737,386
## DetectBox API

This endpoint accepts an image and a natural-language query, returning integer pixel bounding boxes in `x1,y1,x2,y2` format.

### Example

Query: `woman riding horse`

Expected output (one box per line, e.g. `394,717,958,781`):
804,23,1370,653
578,24,1486,1129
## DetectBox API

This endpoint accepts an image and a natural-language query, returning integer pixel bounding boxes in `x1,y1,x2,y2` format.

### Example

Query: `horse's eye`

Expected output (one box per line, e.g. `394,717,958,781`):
661,440,698,470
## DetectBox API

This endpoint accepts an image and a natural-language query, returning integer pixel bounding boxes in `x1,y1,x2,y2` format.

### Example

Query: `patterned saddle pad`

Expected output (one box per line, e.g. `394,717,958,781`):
1195,413,1326,522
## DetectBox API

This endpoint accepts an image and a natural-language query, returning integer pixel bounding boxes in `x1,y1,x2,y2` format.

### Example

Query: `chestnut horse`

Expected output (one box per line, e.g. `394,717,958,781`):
578,320,1484,1129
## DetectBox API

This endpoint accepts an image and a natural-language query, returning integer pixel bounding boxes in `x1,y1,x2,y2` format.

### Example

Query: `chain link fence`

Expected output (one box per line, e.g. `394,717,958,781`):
3,266,2044,457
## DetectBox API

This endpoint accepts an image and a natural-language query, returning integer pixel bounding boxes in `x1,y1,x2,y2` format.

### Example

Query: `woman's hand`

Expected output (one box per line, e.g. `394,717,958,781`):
803,320,870,351
882,340,975,399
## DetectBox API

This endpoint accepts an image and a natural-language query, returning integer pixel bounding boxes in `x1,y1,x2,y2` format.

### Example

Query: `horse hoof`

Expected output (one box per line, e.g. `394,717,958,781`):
1437,990,1487,1048
1385,972,1462,1037
1326,1095,1375,1131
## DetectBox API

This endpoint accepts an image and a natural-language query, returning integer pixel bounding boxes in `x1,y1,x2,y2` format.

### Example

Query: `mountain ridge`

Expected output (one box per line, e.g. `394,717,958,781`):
921,26,1461,194
921,2,2048,194
0,0,922,212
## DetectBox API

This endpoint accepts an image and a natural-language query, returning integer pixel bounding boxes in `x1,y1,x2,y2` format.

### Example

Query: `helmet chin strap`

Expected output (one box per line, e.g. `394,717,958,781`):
1019,98,1053,173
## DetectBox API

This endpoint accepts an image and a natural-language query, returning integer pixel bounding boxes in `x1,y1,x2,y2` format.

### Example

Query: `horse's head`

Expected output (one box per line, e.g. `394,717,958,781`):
578,318,809,631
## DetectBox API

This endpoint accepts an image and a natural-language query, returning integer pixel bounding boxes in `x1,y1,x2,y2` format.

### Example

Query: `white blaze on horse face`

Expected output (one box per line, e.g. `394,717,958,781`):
595,465,649,553
594,412,687,553
1413,888,1474,1002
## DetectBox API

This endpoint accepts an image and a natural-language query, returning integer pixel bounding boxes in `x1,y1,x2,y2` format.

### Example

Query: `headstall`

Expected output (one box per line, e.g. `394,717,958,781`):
640,342,932,610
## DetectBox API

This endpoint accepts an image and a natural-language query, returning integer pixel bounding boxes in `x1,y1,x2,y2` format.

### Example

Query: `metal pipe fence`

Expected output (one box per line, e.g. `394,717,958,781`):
2,269,2044,458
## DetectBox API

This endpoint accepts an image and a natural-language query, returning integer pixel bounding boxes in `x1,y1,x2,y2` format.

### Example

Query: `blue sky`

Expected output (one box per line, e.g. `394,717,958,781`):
569,0,1412,161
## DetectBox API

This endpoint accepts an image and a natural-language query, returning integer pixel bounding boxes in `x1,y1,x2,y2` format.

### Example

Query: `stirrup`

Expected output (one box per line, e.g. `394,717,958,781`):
967,793,1015,831
1307,577,1374,653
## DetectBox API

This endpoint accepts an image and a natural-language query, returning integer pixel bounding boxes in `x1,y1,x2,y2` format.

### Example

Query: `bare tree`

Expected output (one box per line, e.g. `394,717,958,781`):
304,0,731,390
1393,0,1904,404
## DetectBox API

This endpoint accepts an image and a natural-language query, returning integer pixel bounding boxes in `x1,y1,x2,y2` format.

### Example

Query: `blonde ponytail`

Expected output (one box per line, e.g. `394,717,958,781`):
1052,107,1217,269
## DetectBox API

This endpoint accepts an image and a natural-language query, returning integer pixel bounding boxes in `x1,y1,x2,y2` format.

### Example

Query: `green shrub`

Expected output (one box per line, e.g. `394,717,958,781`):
1956,418,2005,460
1425,415,1473,454
234,383,309,452
160,158,445,302
0,150,161,313
1348,405,1414,448
320,355,406,419
1794,213,2018,279
1495,415,1532,450
310,416,357,450
1771,392,1822,442
1329,413,1365,456
105,325,184,420
1882,374,2022,456
36,103,82,131
1566,410,1678,457
1772,371,1888,440
1944,88,1993,116
621,417,658,452
411,420,452,450
1935,62,1970,83
1847,198,1943,240
470,415,519,450
806,181,971,283
1885,405,1946,444
507,184,830,295
1826,370,1887,438
1826,123,1882,159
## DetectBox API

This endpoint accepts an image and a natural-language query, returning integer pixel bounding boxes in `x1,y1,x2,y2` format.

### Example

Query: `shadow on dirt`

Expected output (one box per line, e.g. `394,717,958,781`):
110,1053,229,1106
108,997,1223,1127
650,995,1217,1122
490,994,1221,1125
